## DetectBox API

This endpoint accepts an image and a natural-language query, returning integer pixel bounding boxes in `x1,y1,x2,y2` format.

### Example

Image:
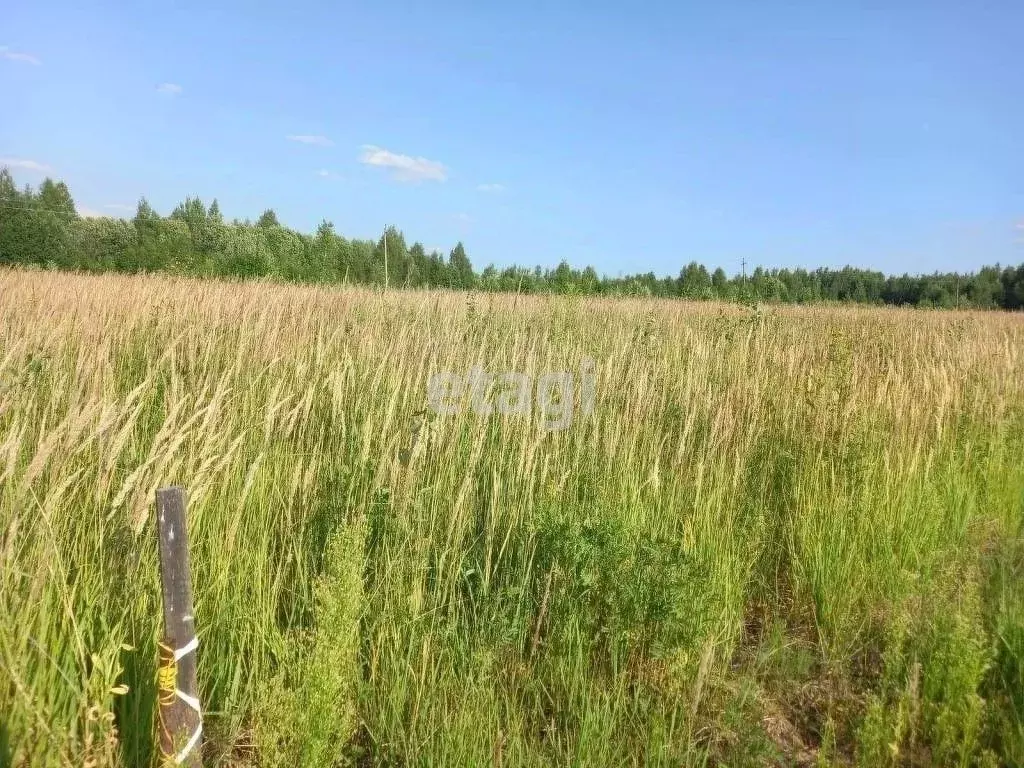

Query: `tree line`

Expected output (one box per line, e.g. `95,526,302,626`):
2,168,1023,309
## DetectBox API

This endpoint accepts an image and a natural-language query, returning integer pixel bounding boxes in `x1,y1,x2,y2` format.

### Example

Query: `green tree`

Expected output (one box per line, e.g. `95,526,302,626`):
407,242,427,287
677,261,712,298
448,242,474,289
222,226,272,278
75,217,136,272
257,209,280,229
711,267,728,297
2,167,1023,311
38,179,77,217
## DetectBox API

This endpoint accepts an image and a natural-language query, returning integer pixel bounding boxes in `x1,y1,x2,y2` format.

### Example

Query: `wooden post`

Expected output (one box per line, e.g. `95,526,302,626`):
155,486,202,767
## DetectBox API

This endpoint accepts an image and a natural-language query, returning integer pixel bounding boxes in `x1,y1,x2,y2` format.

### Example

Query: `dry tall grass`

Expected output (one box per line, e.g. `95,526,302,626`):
1,268,1022,766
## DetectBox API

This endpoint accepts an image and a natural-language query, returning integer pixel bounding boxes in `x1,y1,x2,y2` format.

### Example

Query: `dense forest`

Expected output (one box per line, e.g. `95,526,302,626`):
2,168,1023,308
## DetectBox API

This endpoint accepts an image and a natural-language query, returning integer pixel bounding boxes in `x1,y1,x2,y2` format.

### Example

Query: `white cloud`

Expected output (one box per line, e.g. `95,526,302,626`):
453,212,473,224
81,204,133,219
287,134,333,147
0,46,41,65
156,82,183,95
359,144,447,183
315,168,339,179
104,204,135,218
477,183,505,193
0,158,52,174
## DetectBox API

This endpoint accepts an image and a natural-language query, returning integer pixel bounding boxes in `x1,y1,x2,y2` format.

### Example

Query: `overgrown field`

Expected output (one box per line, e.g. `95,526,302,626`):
1,268,1023,766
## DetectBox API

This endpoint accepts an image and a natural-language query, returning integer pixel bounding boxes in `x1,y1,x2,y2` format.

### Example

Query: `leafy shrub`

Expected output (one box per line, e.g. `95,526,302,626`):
255,518,366,766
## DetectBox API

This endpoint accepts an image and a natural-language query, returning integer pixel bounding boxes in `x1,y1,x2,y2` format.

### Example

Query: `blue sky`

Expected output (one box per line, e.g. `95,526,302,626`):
2,1,1022,277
